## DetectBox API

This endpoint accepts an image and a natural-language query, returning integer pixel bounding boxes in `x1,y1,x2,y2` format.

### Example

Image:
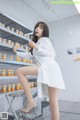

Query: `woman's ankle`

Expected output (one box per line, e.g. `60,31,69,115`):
27,100,36,105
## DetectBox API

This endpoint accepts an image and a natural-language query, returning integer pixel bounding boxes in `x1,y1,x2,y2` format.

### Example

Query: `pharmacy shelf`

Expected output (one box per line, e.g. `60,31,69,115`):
0,26,30,44
0,42,12,50
0,13,32,44
0,75,37,80
0,60,34,66
0,42,28,52
0,13,32,34
0,13,37,102
0,87,37,95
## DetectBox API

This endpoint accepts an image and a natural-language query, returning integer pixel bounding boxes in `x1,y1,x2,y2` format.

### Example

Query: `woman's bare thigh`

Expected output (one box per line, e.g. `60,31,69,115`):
17,65,41,76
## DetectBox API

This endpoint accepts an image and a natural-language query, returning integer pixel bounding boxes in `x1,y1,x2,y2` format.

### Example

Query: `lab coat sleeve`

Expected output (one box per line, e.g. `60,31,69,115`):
16,51,33,59
36,38,56,57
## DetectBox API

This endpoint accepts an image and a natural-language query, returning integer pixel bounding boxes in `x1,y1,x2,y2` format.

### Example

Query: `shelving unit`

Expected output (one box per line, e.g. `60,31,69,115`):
0,75,37,81
0,87,37,96
0,26,30,43
0,42,29,51
0,13,37,120
0,13,32,44
0,59,35,66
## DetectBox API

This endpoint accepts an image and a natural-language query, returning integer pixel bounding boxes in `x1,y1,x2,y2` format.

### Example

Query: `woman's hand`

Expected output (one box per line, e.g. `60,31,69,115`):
29,41,37,49
13,43,20,53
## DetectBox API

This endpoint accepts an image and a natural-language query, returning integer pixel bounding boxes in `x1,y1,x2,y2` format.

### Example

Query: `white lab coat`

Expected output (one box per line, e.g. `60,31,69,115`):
17,37,65,98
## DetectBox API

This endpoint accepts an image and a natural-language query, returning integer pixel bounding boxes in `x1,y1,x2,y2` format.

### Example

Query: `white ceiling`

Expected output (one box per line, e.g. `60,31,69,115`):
23,0,80,22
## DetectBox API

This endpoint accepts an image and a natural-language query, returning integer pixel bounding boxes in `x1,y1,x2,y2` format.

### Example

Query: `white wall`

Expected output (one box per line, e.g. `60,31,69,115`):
49,14,80,102
0,0,48,31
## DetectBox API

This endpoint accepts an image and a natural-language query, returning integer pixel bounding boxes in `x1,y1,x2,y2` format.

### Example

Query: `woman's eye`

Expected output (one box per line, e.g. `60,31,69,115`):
40,27,43,29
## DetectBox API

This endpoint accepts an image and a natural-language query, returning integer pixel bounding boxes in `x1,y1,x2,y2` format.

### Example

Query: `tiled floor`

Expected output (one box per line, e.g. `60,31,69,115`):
8,100,80,120
35,100,80,120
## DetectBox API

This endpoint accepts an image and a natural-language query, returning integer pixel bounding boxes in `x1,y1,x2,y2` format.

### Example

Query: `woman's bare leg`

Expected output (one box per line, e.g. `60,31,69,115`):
48,87,60,120
15,65,40,112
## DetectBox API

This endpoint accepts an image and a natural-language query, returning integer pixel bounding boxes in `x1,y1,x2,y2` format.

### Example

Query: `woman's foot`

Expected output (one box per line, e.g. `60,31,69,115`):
21,101,37,113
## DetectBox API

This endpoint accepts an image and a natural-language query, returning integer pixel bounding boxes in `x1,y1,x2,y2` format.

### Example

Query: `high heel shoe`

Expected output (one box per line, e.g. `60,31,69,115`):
21,102,37,113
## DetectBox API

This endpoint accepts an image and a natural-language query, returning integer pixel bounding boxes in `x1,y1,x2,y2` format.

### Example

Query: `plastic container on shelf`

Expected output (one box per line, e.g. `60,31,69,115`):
2,69,6,76
24,34,30,39
23,58,27,62
20,45,24,49
31,82,34,88
20,84,23,90
11,70,14,76
16,29,19,34
30,36,33,40
19,31,23,36
11,42,14,47
3,39,6,44
15,42,20,49
0,23,5,27
27,59,30,63
14,70,16,76
30,82,34,88
2,54,7,60
19,57,21,62
8,85,11,92
11,27,14,32
29,60,31,63
2,85,7,93
2,23,5,27
29,60,32,63
8,70,12,76
16,83,21,90
16,56,21,62
16,56,19,61
10,55,13,61
7,26,10,30
11,84,15,92
8,40,12,45
15,42,19,45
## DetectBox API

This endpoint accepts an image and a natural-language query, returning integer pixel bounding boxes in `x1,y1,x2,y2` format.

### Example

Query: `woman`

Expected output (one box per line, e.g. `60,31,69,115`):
13,21,65,120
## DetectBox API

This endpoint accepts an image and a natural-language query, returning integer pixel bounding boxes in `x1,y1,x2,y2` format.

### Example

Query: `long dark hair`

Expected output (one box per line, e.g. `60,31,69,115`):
30,21,49,54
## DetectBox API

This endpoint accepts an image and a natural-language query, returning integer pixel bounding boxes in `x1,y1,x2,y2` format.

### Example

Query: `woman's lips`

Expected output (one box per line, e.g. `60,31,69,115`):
35,32,39,35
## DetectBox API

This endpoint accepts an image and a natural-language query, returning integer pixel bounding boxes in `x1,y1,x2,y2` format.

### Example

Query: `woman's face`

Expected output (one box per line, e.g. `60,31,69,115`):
35,24,43,39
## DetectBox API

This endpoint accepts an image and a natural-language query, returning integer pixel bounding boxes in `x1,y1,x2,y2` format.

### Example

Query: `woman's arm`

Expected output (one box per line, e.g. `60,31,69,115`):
35,38,56,57
13,44,33,59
